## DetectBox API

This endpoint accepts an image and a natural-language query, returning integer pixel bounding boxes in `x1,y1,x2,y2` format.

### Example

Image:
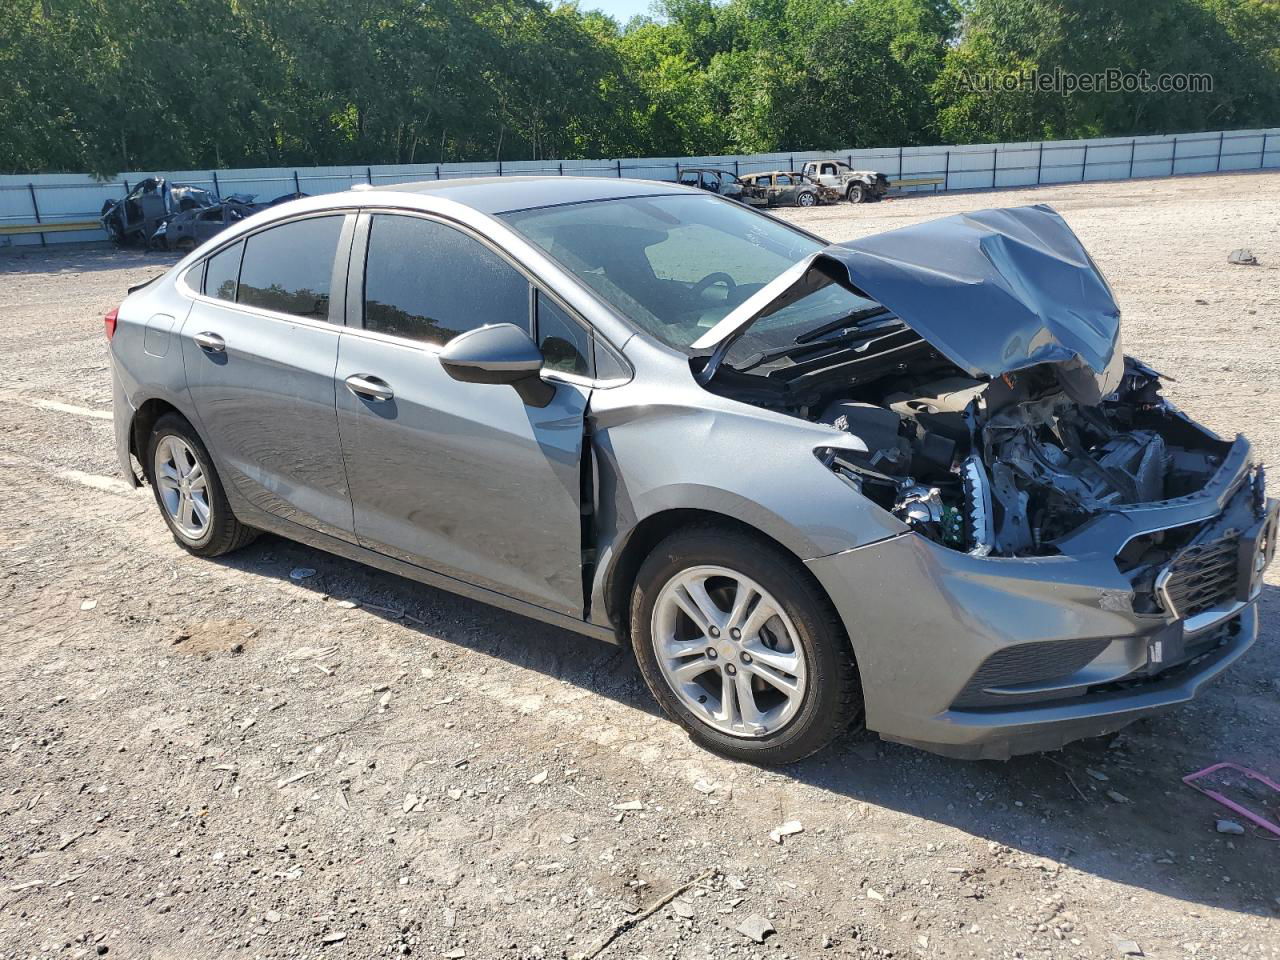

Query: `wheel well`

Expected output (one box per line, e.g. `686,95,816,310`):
129,398,186,480
603,508,839,640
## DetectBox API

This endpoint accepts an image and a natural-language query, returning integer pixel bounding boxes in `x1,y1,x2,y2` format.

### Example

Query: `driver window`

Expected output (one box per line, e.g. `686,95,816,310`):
363,214,530,345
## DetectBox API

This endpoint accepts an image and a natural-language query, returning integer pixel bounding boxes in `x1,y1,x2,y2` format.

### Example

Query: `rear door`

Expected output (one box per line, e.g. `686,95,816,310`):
775,174,797,204
335,211,592,616
179,213,357,540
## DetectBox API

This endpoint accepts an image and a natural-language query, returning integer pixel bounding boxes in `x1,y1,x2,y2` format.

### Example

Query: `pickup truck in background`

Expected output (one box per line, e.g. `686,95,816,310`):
800,160,891,203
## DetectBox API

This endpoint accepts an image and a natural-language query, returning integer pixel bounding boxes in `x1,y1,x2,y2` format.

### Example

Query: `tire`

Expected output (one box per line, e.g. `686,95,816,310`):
630,524,862,765
797,191,817,207
145,413,257,557
847,183,866,204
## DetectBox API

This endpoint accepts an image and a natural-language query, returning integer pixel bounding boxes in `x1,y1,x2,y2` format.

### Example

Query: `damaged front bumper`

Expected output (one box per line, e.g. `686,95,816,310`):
806,437,1276,759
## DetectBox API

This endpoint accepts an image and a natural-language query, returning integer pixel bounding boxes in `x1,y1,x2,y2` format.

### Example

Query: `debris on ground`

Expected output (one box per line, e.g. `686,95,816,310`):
769,819,803,843
1216,819,1246,835
736,914,776,943
1228,248,1258,265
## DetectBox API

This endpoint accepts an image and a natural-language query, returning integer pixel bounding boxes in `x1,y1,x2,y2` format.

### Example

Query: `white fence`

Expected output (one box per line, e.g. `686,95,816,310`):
3,126,1278,247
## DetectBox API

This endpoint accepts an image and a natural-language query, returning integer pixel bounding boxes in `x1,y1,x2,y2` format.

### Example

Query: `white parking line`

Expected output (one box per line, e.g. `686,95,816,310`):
56,469,137,496
28,398,113,420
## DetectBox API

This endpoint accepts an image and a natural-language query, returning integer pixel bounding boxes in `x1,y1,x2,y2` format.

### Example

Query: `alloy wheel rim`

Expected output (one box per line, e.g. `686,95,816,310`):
154,436,210,539
651,565,807,738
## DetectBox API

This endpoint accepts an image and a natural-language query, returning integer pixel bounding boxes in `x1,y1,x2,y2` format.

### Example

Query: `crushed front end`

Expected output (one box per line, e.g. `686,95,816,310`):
695,204,1275,757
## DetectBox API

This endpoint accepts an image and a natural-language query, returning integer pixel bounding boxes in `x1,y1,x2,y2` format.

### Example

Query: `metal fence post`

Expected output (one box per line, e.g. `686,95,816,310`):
1216,131,1224,171
559,162,564,176
498,159,503,176
898,146,904,178
293,170,301,193
1128,139,1136,178
436,165,441,180
366,167,373,184
616,159,622,178
734,160,739,176
1264,132,1271,168
212,169,220,197
27,183,45,246
1081,143,1088,182
1170,136,1177,176
1036,142,1043,184
943,149,950,191
991,148,998,188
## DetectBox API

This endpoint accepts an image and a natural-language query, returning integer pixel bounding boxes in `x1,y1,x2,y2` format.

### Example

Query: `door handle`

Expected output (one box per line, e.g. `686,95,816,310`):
193,331,225,353
345,374,394,402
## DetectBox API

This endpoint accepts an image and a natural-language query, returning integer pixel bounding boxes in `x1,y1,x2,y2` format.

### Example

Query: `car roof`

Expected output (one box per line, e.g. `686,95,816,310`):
359,176,687,215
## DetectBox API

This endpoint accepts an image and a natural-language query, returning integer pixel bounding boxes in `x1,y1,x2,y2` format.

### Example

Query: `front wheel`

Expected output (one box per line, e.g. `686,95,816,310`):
797,191,817,207
146,413,257,557
630,525,862,764
847,183,866,203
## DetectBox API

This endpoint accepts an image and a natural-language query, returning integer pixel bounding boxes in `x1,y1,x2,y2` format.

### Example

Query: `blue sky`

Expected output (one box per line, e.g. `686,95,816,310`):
584,0,657,23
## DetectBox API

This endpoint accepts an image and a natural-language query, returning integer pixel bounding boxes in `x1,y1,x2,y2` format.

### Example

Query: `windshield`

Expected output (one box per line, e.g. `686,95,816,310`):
501,194,821,350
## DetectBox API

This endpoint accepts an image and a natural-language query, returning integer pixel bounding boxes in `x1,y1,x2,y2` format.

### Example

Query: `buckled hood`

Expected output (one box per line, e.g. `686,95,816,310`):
694,204,1125,403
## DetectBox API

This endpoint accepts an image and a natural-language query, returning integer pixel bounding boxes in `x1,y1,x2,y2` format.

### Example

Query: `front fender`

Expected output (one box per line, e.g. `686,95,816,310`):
584,372,907,629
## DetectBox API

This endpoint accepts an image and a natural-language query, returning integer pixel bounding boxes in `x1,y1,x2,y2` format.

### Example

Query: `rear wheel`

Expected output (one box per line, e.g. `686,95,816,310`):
146,413,257,557
631,525,862,764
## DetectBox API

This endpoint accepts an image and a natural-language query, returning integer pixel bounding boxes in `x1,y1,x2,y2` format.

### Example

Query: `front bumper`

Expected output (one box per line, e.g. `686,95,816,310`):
806,444,1274,759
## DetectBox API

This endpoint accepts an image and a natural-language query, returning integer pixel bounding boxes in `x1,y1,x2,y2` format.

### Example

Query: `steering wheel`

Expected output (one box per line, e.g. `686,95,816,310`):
690,271,737,299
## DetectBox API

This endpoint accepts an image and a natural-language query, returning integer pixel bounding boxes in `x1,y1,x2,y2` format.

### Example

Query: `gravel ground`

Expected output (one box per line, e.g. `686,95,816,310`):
1,170,1279,960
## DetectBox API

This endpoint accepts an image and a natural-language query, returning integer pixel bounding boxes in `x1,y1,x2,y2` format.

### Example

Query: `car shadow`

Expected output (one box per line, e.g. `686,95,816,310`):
215,533,1280,920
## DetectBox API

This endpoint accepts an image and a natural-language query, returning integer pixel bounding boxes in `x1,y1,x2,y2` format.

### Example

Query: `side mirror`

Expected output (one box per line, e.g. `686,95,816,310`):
439,323,555,408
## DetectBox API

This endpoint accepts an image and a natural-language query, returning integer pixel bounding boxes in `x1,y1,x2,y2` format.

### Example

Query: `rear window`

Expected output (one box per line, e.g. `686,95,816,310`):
237,216,344,321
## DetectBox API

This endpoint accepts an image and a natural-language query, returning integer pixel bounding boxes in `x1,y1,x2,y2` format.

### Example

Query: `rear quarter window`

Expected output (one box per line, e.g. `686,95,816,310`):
202,240,243,301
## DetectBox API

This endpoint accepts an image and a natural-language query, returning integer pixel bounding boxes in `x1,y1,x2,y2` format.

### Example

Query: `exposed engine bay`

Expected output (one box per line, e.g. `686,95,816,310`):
705,321,1232,557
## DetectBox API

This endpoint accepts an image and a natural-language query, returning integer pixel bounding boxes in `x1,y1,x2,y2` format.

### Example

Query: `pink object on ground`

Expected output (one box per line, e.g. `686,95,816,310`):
1182,762,1280,838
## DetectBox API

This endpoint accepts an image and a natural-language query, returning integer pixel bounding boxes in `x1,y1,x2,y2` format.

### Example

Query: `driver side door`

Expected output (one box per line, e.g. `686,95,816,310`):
335,211,592,616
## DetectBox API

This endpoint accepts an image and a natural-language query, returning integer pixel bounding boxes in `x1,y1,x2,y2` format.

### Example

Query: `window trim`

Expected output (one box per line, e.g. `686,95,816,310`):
178,210,357,331
346,207,631,387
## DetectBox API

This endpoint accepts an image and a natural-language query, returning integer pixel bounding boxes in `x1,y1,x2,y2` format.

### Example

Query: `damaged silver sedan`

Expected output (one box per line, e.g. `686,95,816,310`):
109,178,1276,764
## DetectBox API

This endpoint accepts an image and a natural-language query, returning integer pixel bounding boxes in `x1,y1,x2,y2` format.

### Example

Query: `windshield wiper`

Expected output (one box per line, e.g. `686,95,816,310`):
730,314,902,372
794,305,891,344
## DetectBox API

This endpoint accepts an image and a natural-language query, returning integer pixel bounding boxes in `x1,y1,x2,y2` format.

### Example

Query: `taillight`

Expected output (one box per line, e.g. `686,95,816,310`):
104,306,119,340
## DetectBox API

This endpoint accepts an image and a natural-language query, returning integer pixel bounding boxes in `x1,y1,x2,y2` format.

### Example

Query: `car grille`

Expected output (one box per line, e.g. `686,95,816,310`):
1159,533,1240,618
951,637,1111,709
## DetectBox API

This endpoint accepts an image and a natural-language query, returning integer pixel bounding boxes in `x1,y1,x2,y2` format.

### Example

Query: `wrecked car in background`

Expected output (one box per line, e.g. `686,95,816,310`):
676,167,765,205
100,178,216,245
740,171,839,208
108,180,1275,766
800,159,890,203
156,198,256,252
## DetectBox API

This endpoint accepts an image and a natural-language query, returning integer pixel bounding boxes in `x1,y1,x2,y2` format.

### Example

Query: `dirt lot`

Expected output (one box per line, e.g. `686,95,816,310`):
2,170,1279,960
